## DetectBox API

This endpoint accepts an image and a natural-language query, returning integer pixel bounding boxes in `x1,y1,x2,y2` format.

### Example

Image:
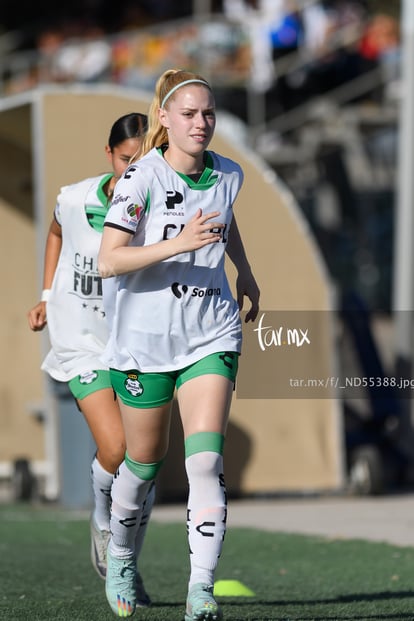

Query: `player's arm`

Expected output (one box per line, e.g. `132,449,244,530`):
27,218,62,331
226,214,260,323
98,209,223,278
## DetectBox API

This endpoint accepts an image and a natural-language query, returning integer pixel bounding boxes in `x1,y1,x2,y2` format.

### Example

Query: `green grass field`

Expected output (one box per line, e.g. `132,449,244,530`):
2,502,414,621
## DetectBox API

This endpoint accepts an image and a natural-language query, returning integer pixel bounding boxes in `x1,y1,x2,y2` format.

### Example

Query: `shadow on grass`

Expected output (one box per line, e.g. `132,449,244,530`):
220,590,414,620
221,607,414,621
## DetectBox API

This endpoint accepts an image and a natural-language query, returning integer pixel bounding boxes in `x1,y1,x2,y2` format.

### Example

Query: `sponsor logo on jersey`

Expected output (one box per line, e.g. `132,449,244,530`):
162,222,228,239
165,190,184,210
191,287,221,298
171,282,220,299
163,223,185,239
79,370,98,384
171,282,188,298
124,373,144,397
112,193,130,205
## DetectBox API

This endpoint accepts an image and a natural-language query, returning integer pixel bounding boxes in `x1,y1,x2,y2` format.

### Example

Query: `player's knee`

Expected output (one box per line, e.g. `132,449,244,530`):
97,443,126,473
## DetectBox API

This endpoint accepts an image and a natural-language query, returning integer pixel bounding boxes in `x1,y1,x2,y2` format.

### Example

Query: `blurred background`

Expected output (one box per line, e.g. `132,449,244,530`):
1,0,412,506
0,0,401,310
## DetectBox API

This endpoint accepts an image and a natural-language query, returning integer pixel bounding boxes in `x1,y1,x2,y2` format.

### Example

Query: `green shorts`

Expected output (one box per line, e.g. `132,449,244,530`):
68,369,112,401
110,351,239,409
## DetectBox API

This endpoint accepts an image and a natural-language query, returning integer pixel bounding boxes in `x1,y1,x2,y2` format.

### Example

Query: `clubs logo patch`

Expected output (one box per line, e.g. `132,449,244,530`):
79,370,98,384
124,373,144,397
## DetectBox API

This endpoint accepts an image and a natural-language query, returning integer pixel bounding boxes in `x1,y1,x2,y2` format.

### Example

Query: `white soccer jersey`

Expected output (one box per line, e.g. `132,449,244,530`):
42,174,113,381
102,147,244,372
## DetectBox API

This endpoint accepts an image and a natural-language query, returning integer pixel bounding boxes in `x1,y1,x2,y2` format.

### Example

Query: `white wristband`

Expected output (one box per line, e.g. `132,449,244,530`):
41,289,51,302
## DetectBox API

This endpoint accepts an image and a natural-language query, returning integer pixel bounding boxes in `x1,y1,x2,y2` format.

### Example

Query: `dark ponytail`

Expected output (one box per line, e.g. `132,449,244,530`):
108,113,148,151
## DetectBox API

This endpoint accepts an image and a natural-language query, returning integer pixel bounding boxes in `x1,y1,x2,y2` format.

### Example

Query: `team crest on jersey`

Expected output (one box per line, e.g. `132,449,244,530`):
124,373,144,397
79,370,98,385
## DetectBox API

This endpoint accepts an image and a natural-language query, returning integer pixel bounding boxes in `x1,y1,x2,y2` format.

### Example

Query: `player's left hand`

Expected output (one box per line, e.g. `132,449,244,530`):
236,271,260,322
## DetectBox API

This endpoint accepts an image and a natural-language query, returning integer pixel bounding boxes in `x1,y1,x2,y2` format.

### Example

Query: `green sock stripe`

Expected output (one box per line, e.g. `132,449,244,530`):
184,431,224,458
125,452,163,480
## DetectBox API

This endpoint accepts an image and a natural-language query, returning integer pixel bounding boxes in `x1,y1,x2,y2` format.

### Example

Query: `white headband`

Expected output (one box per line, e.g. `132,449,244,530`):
161,79,210,109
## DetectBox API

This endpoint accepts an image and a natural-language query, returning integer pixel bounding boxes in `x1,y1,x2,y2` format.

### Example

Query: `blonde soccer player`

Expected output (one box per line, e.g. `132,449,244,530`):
99,70,260,619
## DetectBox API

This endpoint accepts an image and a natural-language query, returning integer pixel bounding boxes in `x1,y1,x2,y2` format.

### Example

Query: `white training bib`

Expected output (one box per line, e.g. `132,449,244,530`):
42,174,114,381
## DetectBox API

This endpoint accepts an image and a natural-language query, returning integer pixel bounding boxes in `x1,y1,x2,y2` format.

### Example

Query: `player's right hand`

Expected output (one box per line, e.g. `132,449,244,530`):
176,208,224,252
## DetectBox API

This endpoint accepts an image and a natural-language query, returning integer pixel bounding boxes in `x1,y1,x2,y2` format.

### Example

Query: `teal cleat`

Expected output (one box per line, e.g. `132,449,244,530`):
106,548,137,617
184,583,223,621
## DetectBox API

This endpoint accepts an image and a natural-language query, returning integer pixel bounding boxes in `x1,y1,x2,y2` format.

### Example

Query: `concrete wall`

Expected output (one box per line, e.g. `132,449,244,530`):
0,103,45,474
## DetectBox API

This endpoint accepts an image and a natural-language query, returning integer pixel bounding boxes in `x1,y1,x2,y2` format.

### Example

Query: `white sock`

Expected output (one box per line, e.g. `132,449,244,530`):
90,456,113,531
109,461,152,558
185,451,227,588
135,481,156,562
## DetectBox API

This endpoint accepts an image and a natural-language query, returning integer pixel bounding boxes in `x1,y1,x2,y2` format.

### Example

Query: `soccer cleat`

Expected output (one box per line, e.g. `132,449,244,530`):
136,570,151,607
185,583,223,621
90,516,110,580
106,548,137,617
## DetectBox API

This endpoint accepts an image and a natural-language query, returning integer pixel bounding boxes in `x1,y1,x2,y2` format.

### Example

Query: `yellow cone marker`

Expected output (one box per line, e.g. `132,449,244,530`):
214,579,255,597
